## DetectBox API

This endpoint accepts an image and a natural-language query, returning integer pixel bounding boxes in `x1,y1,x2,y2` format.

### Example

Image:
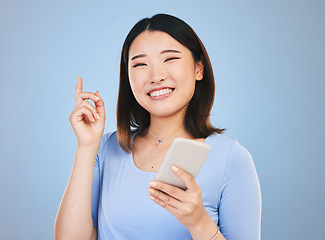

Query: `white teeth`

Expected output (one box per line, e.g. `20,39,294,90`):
149,88,173,97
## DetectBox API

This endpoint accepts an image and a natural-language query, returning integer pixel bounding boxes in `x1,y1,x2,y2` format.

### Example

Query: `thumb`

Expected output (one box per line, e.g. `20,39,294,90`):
94,91,105,118
172,166,197,191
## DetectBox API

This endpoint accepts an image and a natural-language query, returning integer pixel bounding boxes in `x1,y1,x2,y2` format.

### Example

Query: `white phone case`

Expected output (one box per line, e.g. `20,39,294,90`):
154,138,211,190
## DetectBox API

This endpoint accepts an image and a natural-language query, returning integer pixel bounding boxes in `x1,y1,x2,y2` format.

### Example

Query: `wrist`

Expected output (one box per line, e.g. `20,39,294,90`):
210,225,220,240
77,141,100,150
75,143,100,164
188,212,218,240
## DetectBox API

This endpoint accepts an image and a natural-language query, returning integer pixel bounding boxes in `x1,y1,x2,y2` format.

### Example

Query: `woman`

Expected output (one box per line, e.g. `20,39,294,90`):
55,14,261,240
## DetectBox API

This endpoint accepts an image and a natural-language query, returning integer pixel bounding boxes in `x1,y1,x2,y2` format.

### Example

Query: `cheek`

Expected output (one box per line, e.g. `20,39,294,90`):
173,64,197,89
129,70,141,90
178,66,197,98
129,70,147,101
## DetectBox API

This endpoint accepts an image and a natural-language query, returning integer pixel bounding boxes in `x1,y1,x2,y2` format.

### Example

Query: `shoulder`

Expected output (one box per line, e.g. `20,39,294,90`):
100,131,117,145
205,133,241,161
207,133,260,200
207,133,252,162
209,134,260,192
97,131,122,159
98,131,119,148
206,133,256,179
206,133,235,147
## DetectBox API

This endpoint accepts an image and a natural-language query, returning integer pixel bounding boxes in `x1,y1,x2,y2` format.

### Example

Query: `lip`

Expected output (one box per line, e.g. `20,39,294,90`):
147,87,175,100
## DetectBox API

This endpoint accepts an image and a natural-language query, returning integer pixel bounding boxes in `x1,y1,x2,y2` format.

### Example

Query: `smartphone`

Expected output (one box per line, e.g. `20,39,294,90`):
153,138,211,190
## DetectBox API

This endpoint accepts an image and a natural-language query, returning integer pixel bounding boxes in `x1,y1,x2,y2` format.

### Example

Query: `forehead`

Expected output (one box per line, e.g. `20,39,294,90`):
129,30,189,56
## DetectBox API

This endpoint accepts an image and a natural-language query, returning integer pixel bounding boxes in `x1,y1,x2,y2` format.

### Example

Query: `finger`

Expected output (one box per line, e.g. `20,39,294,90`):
75,100,100,120
171,166,199,192
73,106,96,123
94,91,105,118
148,187,183,209
75,92,101,107
149,181,185,201
148,193,185,221
74,76,83,101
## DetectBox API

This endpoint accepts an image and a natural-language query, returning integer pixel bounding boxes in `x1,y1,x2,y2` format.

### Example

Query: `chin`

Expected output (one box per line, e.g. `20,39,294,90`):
150,108,187,119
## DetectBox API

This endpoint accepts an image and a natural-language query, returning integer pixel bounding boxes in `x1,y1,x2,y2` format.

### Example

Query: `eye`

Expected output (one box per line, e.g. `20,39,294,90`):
164,57,180,63
133,63,147,68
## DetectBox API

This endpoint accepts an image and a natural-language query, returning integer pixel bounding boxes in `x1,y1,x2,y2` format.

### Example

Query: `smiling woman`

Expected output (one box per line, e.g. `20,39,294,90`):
127,31,203,129
117,15,222,153
54,13,261,240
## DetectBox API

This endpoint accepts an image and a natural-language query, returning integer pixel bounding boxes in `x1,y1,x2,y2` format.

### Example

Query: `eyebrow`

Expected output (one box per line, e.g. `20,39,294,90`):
130,49,182,61
161,49,182,54
131,54,146,61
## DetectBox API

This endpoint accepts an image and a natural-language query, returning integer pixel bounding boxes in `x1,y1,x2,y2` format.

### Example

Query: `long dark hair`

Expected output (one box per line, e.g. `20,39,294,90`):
117,13,224,152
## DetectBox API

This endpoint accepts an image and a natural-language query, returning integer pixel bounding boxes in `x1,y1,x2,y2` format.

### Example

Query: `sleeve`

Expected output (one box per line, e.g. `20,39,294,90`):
91,132,114,229
91,154,100,229
218,141,262,240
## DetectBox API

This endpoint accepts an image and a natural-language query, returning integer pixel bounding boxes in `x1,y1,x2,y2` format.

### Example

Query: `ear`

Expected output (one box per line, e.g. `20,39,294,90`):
195,60,204,81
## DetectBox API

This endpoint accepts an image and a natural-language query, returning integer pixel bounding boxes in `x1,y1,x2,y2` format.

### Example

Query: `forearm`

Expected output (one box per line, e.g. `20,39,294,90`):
54,144,99,240
189,212,225,240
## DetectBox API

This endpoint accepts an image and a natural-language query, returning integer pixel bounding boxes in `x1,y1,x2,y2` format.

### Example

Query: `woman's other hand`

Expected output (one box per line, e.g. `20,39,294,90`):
69,77,105,146
148,166,223,240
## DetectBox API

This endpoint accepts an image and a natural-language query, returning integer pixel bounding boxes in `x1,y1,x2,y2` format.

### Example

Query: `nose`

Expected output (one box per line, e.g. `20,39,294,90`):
150,63,166,84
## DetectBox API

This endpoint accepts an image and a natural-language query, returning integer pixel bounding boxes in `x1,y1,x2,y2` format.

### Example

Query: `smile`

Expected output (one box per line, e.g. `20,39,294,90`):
148,88,174,97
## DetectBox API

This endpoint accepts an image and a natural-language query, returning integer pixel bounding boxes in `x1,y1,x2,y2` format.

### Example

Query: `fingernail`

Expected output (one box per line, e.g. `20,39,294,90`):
96,91,101,98
97,113,100,120
148,189,155,194
172,166,179,172
149,182,157,187
91,117,96,122
149,195,155,200
94,95,101,100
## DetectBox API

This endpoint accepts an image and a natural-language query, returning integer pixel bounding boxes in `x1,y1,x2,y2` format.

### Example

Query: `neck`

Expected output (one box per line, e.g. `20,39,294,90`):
148,114,188,141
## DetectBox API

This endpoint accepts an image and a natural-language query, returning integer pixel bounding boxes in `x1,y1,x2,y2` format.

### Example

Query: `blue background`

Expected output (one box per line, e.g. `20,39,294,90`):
1,0,324,239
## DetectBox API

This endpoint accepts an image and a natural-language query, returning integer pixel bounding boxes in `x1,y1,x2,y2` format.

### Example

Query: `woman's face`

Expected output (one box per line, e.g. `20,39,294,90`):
128,30,204,120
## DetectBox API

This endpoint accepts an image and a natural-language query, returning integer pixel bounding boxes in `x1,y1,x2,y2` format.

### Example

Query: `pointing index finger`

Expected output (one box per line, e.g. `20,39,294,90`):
75,76,83,101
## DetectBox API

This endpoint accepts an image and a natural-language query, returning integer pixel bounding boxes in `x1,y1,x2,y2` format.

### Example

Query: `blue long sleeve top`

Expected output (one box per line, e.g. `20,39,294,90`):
91,132,261,240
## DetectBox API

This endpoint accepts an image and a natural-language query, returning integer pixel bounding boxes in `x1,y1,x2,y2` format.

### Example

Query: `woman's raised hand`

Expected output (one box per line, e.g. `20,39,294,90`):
69,77,106,146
